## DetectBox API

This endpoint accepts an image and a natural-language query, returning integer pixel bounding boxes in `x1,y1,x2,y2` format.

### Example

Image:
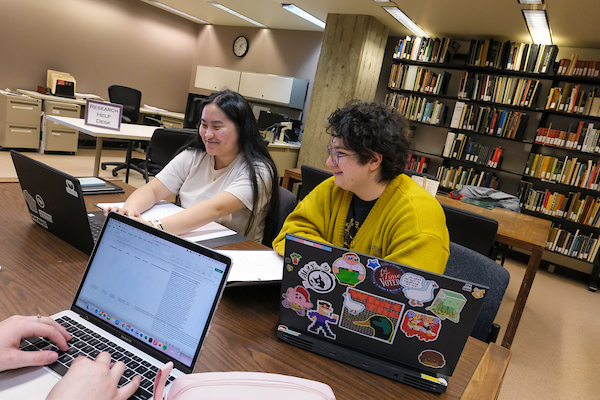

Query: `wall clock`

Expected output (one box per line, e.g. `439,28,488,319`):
233,36,249,57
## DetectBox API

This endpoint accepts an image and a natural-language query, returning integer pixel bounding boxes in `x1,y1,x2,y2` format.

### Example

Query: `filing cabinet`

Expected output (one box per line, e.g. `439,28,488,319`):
0,93,42,149
42,100,81,152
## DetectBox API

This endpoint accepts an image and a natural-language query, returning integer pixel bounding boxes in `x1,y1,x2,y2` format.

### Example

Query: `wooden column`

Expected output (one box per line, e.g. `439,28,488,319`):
297,14,389,169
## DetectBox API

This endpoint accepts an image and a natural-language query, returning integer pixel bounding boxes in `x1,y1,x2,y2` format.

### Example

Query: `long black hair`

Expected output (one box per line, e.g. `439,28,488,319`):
181,90,279,241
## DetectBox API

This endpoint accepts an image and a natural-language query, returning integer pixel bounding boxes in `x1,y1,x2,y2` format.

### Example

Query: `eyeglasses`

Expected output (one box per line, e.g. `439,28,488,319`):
327,144,358,166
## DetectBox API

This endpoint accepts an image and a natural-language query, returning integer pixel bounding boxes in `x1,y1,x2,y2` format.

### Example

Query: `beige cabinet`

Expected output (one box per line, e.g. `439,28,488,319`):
194,66,241,92
239,72,308,109
0,93,42,149
161,115,184,129
42,101,81,152
267,142,301,180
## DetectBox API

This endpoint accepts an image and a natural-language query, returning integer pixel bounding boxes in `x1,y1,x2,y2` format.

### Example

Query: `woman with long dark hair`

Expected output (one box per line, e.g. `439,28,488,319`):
105,89,279,242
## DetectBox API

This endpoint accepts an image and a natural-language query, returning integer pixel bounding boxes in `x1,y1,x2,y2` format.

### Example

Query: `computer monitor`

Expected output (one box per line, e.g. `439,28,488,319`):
46,70,76,98
183,93,208,129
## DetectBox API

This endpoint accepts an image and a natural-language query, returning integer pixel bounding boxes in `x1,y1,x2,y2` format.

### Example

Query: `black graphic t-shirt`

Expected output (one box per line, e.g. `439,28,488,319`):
344,195,378,248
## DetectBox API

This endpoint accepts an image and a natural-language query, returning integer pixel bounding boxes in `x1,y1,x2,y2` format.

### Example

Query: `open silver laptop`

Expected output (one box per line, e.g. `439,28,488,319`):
0,212,232,399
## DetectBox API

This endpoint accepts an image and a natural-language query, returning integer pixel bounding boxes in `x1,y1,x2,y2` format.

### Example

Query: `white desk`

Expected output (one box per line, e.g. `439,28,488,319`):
47,116,157,179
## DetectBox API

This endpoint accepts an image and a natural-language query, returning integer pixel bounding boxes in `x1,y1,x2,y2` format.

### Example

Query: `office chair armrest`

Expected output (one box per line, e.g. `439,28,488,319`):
122,115,132,123
144,116,164,127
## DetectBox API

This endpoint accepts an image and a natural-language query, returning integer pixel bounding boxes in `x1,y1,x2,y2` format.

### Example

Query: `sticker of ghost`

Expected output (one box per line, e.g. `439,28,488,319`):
281,286,313,316
332,252,366,287
307,300,338,339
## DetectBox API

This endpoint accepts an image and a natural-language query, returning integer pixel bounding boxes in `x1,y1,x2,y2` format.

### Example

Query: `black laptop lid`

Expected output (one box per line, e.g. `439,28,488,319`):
279,234,488,377
10,150,95,254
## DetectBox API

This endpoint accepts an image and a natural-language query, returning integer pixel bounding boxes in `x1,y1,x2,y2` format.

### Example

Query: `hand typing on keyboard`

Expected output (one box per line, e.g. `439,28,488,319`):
0,314,70,372
46,351,141,400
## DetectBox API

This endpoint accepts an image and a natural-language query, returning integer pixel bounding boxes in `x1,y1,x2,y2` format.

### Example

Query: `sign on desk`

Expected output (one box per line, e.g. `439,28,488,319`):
85,99,122,130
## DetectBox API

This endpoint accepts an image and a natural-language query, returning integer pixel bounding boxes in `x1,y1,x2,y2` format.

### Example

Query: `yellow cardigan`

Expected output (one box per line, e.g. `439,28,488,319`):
273,174,450,274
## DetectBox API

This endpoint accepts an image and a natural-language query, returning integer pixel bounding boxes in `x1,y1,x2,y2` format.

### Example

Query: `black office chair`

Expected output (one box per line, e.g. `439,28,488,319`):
297,165,333,202
100,85,162,181
262,186,297,247
140,127,196,182
444,241,510,343
441,203,499,260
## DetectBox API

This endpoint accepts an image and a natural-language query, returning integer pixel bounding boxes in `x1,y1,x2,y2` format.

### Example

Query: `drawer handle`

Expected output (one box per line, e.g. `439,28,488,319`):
12,106,34,111
11,129,34,133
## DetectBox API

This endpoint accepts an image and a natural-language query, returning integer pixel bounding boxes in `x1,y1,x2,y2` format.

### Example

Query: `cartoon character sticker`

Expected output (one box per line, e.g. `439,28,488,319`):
418,350,446,369
332,252,366,287
400,273,439,307
289,252,302,265
281,285,313,316
338,287,404,344
400,310,441,342
472,288,486,299
426,289,467,323
307,300,338,339
299,261,336,294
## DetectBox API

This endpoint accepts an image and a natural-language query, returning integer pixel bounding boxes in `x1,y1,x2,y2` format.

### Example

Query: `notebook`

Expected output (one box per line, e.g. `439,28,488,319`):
0,211,232,399
10,150,107,255
276,234,487,393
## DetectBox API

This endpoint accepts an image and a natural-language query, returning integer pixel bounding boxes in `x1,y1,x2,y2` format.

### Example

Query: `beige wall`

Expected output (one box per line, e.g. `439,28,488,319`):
0,0,197,112
192,25,323,119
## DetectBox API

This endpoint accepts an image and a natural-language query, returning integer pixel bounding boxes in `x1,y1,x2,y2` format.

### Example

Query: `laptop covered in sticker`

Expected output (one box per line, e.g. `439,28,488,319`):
276,234,488,393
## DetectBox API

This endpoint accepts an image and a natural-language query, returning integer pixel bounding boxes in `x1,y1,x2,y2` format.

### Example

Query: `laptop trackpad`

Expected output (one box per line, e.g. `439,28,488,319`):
0,366,59,399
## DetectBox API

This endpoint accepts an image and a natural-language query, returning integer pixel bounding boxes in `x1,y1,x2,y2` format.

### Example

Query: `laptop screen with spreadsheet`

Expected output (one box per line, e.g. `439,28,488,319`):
72,213,231,372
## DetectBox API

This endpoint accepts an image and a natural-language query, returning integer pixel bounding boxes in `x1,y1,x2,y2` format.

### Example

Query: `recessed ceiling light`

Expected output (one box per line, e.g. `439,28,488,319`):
282,4,326,29
149,1,209,24
518,0,544,4
522,9,552,44
210,2,267,28
382,6,429,38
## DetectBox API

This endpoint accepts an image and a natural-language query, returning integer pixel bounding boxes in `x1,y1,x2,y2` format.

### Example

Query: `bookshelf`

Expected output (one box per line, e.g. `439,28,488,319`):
385,37,600,280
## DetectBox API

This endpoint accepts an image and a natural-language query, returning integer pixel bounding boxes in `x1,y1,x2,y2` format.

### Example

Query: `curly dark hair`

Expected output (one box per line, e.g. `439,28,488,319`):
326,100,410,182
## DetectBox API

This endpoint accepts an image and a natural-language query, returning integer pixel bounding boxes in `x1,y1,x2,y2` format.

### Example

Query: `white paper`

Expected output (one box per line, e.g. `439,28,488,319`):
217,250,283,282
411,175,440,198
96,201,237,242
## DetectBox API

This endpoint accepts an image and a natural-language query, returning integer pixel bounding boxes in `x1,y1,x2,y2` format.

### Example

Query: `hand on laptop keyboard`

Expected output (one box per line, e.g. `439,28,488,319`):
46,351,141,400
0,314,70,372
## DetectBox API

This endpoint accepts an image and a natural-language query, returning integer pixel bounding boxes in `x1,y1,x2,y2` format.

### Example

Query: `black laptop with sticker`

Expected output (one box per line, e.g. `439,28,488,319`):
276,234,488,393
11,150,106,255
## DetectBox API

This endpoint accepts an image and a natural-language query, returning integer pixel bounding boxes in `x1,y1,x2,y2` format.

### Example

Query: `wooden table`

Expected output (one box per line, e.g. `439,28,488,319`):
282,168,552,350
0,179,511,399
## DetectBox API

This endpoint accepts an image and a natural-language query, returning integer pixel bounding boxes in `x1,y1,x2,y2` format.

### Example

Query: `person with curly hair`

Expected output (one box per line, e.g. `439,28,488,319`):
273,100,449,274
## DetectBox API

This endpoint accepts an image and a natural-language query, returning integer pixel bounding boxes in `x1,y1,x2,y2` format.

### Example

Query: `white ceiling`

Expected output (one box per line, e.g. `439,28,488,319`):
141,0,600,49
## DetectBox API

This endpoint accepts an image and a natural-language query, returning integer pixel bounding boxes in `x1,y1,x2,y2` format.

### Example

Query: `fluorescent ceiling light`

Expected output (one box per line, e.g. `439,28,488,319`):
382,6,429,38
518,0,544,4
210,2,267,28
522,9,552,44
282,4,325,29
149,1,209,24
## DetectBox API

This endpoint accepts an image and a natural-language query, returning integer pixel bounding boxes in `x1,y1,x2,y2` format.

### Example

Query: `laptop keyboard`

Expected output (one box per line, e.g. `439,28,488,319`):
89,217,103,242
19,316,175,400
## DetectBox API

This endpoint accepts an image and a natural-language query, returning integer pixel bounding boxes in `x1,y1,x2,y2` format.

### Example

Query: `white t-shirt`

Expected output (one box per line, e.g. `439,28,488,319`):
155,149,272,241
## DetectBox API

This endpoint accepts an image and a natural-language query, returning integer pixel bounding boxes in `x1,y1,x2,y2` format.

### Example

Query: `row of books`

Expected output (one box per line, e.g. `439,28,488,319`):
392,36,460,64
450,102,528,139
534,121,600,152
384,93,447,125
457,72,541,108
388,64,451,95
406,154,430,173
556,54,600,78
545,84,600,116
546,225,600,263
518,183,600,227
524,154,600,190
465,40,558,74
436,166,499,190
442,132,504,168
